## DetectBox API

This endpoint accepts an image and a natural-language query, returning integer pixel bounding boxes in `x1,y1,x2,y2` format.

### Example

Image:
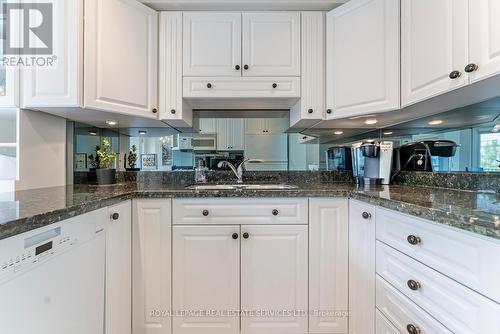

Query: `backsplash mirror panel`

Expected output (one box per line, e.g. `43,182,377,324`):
71,100,500,174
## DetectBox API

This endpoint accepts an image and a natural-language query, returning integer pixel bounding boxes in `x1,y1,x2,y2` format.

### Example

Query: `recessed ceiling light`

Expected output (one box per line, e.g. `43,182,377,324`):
88,130,97,136
105,120,118,126
139,130,147,135
334,131,344,135
364,119,378,125
383,131,393,135
428,120,443,125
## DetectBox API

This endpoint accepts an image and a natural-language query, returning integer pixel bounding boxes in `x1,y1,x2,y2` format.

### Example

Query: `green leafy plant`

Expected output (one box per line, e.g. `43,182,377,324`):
96,139,117,169
128,145,138,168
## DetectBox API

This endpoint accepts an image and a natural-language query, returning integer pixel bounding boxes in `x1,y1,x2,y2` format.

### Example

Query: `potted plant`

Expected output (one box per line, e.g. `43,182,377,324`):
126,145,140,171
95,139,117,185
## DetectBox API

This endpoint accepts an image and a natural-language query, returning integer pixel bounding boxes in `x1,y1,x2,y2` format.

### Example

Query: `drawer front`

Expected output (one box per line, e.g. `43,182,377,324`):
376,275,452,334
376,207,500,303
183,77,301,98
376,310,400,334
376,241,500,334
173,198,308,225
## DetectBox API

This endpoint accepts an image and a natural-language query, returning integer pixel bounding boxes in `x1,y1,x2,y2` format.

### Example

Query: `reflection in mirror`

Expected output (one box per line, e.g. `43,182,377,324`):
0,110,17,192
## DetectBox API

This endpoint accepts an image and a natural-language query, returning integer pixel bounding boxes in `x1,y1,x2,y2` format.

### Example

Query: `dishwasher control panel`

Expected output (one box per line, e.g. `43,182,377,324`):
0,209,105,282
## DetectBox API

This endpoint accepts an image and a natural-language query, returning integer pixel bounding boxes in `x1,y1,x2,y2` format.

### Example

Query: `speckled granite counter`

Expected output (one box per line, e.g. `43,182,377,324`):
0,182,499,241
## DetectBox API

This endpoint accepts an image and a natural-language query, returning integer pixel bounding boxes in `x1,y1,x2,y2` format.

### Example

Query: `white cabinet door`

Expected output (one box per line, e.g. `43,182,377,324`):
469,0,500,82
173,225,240,334
21,0,82,108
241,225,308,334
309,199,349,333
349,200,376,334
401,0,469,106
375,310,399,334
326,0,400,119
217,119,245,151
199,118,218,134
106,201,132,334
132,199,172,334
84,0,158,118
159,12,193,128
242,12,301,77
246,119,288,134
183,12,242,77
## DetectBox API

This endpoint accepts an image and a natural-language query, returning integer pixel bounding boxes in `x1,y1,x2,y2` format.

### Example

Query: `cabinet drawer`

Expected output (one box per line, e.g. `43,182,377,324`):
376,310,400,334
183,77,301,98
376,207,500,303
173,198,308,225
376,241,500,334
376,275,452,334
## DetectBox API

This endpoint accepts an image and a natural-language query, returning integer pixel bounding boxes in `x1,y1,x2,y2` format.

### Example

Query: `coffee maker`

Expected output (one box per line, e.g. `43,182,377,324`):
352,141,394,185
325,146,352,171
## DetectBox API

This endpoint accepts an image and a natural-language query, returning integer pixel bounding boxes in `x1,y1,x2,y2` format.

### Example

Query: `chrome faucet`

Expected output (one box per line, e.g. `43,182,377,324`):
217,159,263,183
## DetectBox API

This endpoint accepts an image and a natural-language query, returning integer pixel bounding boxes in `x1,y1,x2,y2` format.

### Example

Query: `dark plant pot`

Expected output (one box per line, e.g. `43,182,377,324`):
96,168,116,185
126,168,140,172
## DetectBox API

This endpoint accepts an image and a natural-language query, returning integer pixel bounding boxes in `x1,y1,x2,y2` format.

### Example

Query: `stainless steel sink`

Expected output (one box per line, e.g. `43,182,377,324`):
185,184,298,191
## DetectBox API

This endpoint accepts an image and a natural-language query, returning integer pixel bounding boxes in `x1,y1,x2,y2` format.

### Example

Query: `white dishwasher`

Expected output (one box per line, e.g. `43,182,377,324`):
0,210,106,334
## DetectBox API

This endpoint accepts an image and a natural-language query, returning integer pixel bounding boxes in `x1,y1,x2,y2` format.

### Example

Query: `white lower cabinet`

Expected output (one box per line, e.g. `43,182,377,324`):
173,225,241,334
241,225,308,334
309,199,349,333
133,199,172,334
375,310,399,334
106,201,132,334
349,200,376,334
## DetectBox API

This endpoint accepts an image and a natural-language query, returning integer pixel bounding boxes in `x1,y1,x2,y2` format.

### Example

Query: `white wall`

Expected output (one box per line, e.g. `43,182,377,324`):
16,110,67,191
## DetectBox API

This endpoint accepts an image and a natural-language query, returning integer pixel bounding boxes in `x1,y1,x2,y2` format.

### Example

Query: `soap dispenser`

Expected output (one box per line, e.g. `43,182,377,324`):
195,160,208,183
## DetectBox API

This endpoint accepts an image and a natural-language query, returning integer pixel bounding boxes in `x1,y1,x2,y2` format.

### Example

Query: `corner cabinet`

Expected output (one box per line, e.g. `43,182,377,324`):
84,0,158,118
401,0,469,106
348,200,376,334
325,0,400,120
309,199,349,333
106,201,132,334
132,199,172,334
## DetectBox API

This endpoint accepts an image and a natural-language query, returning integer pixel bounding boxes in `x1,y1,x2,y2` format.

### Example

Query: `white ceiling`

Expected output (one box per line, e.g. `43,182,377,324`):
140,0,348,11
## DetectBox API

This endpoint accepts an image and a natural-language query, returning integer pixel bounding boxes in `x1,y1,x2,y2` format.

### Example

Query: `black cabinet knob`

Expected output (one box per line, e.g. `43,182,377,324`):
152,108,158,114
362,212,372,219
308,109,314,114
272,209,279,216
235,65,241,70
407,235,422,245
449,70,461,79
243,232,249,239
244,65,249,70
406,324,421,334
232,233,239,240
272,83,278,88
464,63,479,73
407,280,421,291
207,83,212,89
326,109,332,114
111,213,119,220
170,109,176,114
302,136,308,140
202,210,209,217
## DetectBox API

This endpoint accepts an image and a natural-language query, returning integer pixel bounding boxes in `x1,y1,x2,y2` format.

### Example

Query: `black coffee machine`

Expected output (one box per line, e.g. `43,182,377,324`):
396,140,459,172
325,146,352,171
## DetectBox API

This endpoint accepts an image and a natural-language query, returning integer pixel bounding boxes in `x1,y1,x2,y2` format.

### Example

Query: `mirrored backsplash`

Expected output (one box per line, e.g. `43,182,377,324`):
71,98,500,174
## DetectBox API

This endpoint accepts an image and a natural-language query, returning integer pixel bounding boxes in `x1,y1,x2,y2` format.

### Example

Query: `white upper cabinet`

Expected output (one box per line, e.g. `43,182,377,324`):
217,119,245,151
84,0,158,118
326,0,400,120
159,12,193,128
469,0,500,83
242,12,301,77
21,0,82,108
401,0,469,106
183,12,242,77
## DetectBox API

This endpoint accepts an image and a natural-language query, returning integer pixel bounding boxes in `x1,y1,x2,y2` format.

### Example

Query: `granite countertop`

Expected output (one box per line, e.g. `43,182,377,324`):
0,182,499,241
